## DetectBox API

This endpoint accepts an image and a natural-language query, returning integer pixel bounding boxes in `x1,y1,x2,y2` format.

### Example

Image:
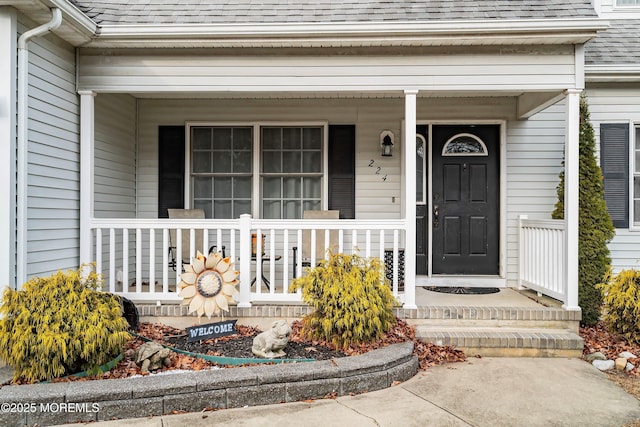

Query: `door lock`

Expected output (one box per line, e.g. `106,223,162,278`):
433,205,439,228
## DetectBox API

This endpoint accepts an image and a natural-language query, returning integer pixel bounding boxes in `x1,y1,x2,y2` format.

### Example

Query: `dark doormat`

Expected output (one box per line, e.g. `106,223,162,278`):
426,286,500,295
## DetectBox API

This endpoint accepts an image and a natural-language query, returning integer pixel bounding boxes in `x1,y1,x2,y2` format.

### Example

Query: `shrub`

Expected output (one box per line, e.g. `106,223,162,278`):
289,251,398,349
0,268,131,382
552,95,615,325
597,269,640,344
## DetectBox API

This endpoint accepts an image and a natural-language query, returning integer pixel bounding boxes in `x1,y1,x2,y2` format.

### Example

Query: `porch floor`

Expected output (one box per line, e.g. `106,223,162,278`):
414,286,555,308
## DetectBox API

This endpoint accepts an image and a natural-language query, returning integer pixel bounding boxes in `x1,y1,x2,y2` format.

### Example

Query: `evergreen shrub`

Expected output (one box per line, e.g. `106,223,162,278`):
289,251,398,349
0,269,131,382
598,269,640,344
552,95,615,325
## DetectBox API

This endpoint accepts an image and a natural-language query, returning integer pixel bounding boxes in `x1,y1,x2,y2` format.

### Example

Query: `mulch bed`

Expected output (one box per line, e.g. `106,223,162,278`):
56,318,465,383
580,321,640,376
3,318,466,385
149,322,347,361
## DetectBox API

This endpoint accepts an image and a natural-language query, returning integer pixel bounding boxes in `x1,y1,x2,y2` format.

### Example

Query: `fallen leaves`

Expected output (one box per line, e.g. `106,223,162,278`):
290,318,466,370
580,321,640,376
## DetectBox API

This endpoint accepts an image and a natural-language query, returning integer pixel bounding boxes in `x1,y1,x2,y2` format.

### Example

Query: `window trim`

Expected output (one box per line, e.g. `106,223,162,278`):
185,121,329,219
616,0,640,7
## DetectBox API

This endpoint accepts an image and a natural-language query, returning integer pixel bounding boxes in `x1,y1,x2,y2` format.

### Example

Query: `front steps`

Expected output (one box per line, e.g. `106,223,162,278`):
136,295,585,358
397,305,583,358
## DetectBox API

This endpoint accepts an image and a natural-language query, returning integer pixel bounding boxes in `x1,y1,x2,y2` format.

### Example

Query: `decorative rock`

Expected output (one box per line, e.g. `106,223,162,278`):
134,341,172,373
252,319,292,359
615,358,628,371
619,351,637,359
626,362,635,372
592,359,615,371
586,352,607,362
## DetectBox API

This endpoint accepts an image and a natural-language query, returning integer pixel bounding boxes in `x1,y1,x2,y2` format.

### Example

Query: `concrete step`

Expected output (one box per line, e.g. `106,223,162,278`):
397,305,581,332
415,326,584,358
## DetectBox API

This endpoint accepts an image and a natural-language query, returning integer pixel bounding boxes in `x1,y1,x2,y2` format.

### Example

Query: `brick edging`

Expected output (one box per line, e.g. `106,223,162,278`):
137,304,581,321
0,342,417,426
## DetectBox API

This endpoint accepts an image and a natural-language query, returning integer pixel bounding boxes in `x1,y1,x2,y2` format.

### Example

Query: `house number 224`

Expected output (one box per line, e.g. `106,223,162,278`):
368,159,387,181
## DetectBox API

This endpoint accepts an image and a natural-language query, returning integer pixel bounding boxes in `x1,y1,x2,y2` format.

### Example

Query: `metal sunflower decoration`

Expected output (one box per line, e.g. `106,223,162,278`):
178,251,239,319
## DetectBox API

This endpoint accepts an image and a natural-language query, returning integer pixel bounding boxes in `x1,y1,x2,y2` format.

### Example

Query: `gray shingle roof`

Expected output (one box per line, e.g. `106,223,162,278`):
69,1,597,25
585,19,640,65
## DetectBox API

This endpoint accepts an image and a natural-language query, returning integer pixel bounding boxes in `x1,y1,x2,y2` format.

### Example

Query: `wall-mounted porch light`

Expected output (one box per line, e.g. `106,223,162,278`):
380,130,394,157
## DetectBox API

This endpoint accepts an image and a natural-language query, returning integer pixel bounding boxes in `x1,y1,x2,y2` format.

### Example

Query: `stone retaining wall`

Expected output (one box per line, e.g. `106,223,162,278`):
0,342,417,427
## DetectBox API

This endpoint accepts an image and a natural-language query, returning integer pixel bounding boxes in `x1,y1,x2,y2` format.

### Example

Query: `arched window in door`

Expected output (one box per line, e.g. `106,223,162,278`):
442,133,488,156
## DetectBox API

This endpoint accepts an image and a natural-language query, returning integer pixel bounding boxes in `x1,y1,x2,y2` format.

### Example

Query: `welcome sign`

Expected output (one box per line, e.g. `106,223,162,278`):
186,319,238,342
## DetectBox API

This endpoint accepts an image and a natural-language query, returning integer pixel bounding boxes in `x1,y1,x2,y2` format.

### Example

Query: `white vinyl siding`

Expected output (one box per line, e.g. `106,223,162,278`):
78,45,577,94
587,86,640,271
505,103,567,285
19,17,80,278
94,93,137,218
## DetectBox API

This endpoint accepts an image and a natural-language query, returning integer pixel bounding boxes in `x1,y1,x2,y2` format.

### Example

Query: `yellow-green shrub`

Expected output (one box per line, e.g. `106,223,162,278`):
289,251,398,349
0,269,131,382
597,269,640,344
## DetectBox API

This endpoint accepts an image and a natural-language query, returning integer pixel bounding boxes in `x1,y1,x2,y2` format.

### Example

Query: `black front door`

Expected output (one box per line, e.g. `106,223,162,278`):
431,125,500,275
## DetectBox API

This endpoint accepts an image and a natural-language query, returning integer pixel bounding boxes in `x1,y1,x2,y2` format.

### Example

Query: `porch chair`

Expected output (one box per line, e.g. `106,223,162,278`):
168,208,205,271
292,210,339,278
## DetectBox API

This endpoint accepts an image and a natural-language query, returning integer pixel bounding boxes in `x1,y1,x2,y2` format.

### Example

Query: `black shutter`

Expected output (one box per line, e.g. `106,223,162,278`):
600,123,629,228
328,125,355,219
158,126,185,218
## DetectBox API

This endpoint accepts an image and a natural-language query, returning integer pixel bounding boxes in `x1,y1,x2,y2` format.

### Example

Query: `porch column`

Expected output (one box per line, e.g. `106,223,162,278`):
79,91,96,269
403,89,418,309
0,8,17,289
564,89,581,311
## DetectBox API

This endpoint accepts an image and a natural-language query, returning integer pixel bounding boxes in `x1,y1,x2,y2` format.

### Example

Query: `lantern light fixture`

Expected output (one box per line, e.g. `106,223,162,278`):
380,130,394,157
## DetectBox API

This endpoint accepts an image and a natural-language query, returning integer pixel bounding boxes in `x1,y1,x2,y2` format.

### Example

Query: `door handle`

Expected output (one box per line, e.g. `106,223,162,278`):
433,205,439,228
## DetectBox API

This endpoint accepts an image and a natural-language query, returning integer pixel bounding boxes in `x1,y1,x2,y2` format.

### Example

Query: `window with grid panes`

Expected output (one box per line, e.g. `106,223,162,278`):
261,126,323,219
191,126,253,219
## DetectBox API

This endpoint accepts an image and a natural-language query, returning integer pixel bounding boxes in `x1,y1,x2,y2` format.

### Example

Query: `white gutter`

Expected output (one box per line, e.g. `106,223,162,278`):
96,18,608,39
47,0,96,36
16,7,62,288
585,64,640,82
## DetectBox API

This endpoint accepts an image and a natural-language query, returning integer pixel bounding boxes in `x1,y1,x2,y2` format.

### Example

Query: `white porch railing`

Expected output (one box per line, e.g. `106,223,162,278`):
518,215,567,304
89,214,409,308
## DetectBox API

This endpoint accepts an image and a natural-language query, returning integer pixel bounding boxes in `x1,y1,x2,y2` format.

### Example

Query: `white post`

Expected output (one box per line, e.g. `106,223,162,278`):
238,214,252,307
518,214,528,290
563,89,581,311
403,89,418,309
79,91,96,270
0,7,17,290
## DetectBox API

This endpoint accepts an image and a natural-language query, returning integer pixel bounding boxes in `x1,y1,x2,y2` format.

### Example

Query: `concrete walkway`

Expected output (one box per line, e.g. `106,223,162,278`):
58,357,640,427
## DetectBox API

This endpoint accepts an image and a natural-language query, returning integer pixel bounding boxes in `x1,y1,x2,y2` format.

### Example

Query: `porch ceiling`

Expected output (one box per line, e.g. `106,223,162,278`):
125,89,564,119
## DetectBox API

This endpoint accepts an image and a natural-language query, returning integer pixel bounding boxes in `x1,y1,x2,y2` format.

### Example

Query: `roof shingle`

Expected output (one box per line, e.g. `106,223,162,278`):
585,19,640,65
69,0,597,25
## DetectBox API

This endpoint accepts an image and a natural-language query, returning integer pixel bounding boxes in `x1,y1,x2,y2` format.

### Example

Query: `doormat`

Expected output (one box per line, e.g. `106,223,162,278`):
426,286,500,295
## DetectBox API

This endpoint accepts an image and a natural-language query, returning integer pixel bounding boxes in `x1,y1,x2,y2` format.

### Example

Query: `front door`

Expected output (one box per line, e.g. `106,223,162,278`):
431,125,500,275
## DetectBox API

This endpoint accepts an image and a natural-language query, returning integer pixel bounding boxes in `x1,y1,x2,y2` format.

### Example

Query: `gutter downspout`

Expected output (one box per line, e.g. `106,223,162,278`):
16,8,62,288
